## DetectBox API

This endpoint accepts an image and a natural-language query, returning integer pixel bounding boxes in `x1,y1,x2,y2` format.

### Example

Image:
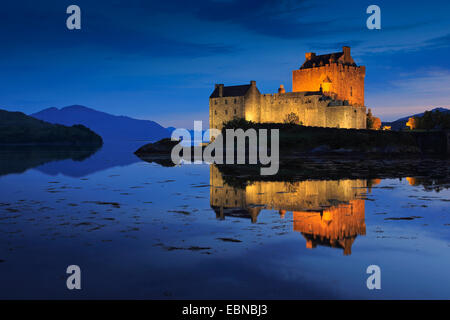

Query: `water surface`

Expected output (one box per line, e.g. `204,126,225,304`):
0,144,449,299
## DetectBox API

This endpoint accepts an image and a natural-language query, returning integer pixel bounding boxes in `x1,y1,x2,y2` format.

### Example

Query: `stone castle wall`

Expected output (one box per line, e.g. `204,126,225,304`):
256,92,366,129
210,89,366,130
292,63,365,106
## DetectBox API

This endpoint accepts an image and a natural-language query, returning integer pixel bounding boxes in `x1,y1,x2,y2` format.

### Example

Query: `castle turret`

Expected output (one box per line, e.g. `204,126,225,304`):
305,52,316,60
215,84,224,97
244,80,261,122
342,46,351,63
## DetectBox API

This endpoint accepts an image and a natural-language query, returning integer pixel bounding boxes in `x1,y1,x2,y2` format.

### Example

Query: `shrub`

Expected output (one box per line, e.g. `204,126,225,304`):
284,112,301,125
222,118,255,131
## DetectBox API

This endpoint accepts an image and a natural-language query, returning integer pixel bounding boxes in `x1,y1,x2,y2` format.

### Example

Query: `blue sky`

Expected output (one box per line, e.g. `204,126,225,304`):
1,0,450,128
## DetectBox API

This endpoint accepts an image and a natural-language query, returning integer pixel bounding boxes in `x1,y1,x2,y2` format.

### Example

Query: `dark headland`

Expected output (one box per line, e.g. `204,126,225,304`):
0,109,103,146
136,122,450,157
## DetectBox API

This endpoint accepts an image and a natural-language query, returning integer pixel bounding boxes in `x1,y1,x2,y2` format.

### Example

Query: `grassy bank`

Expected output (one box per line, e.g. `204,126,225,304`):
222,119,448,154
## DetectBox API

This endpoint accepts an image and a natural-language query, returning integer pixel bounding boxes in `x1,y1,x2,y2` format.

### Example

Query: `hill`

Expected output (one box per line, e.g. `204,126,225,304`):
31,105,171,142
0,109,103,145
383,107,450,130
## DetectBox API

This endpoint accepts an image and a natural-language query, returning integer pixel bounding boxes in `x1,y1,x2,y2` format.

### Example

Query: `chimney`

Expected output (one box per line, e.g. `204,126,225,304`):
215,84,224,97
305,52,316,60
278,84,285,94
343,46,350,60
250,80,256,87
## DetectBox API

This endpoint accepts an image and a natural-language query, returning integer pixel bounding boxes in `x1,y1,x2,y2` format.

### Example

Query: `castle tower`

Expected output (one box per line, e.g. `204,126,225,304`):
292,46,366,106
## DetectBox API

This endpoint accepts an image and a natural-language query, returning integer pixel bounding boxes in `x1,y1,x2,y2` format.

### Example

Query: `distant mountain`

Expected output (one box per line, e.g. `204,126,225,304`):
0,109,103,145
383,107,450,130
31,105,171,142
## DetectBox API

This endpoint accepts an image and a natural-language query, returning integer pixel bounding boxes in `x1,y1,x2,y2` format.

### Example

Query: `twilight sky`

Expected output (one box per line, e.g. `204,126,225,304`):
1,0,450,128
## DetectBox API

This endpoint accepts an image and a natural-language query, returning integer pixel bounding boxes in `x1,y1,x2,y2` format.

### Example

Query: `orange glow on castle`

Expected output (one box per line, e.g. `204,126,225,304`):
292,46,365,106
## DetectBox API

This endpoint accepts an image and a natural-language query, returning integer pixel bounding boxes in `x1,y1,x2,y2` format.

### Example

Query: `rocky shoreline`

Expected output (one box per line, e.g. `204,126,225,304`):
216,154,450,184
134,131,450,186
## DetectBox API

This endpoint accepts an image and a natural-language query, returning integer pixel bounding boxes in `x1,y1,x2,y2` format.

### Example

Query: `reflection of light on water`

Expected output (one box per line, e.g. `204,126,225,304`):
209,165,369,255
293,200,366,255
406,177,417,186
1,155,450,299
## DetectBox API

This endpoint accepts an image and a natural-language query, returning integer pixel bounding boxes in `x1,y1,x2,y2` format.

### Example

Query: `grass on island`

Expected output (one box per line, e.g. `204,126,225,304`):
222,118,418,152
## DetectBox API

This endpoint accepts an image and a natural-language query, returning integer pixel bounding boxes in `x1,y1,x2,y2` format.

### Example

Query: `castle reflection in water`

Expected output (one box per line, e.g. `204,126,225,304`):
210,165,375,256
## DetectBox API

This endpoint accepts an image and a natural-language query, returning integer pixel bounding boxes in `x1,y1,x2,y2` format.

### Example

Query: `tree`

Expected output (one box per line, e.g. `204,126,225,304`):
366,109,381,130
284,112,301,125
406,117,416,130
411,110,450,130
419,111,435,130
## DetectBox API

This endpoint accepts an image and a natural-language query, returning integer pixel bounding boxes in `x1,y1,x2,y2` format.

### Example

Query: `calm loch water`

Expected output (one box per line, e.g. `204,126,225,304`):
0,144,449,299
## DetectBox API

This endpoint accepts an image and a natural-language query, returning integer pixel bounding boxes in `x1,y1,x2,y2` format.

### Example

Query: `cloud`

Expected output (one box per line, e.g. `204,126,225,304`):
104,0,357,40
0,1,237,59
361,32,450,54
424,33,450,49
392,69,450,96
191,0,348,39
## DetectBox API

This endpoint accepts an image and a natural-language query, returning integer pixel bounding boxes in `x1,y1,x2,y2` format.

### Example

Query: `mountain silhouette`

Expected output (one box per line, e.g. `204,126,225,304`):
383,107,450,130
31,105,171,142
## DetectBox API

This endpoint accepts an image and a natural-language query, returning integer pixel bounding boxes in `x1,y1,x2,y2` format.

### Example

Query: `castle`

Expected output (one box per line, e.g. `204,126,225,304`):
209,46,366,130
